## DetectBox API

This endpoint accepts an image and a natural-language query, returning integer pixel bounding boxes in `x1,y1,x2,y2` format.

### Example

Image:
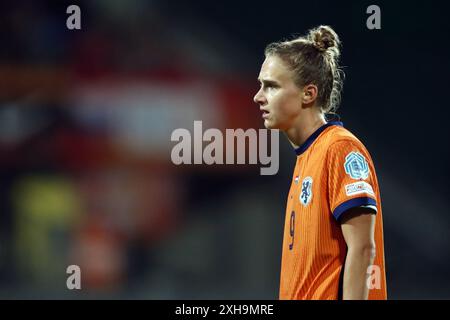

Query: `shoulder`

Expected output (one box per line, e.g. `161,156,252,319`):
325,126,368,151
322,126,374,166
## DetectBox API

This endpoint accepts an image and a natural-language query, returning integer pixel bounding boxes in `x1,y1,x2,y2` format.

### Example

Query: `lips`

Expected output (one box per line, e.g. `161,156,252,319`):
261,109,270,118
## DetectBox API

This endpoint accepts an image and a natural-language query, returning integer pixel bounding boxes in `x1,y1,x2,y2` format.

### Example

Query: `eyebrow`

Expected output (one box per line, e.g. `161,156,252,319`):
258,78,280,86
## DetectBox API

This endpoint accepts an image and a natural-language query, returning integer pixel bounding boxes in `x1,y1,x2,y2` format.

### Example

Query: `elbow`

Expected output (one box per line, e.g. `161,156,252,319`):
365,243,376,262
348,242,376,262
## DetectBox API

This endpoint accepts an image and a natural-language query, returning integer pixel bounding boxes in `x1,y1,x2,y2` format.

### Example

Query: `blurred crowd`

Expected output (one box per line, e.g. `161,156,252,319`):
0,1,273,298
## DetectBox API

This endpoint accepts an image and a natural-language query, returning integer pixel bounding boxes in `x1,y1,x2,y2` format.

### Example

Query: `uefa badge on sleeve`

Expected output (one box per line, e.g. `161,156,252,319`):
344,152,369,180
299,176,313,206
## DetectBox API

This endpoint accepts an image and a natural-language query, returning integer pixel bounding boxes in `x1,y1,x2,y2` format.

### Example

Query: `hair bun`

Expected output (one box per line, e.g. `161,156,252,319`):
309,25,340,54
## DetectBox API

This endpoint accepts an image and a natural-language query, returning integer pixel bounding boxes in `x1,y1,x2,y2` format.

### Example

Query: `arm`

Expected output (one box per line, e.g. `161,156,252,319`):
340,207,376,300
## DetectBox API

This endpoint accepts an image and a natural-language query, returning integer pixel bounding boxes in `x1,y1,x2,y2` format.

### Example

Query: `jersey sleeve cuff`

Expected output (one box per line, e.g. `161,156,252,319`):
332,197,377,221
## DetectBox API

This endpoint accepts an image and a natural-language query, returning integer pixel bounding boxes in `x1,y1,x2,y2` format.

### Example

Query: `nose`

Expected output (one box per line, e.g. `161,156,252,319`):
253,88,266,105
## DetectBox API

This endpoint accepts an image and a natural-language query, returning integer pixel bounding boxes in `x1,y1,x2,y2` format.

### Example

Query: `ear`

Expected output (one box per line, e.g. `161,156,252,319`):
302,84,318,105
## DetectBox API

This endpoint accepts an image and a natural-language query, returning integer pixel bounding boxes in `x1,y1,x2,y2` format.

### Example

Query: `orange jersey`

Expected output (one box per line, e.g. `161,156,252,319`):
279,121,387,300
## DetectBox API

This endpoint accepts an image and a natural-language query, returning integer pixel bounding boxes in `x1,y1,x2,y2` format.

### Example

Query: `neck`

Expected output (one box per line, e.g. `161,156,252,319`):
285,112,327,149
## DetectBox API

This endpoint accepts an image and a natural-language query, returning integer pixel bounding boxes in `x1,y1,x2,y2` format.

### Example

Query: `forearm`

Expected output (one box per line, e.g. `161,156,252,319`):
342,246,375,300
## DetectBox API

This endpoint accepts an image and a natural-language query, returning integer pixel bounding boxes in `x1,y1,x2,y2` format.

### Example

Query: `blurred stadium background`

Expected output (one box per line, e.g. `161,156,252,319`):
0,0,449,299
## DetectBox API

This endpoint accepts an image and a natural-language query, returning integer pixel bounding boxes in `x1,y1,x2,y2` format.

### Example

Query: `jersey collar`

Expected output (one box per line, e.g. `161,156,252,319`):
294,121,343,156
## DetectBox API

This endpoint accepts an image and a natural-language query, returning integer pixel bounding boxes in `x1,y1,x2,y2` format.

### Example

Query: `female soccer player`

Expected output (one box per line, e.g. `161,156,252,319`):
254,25,387,300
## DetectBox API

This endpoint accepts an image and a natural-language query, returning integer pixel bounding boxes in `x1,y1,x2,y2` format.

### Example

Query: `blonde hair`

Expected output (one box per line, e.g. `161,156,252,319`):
264,25,344,117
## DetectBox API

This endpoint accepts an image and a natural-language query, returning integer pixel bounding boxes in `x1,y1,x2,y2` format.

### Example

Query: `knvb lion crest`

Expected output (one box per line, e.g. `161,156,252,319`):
299,176,313,206
344,152,369,180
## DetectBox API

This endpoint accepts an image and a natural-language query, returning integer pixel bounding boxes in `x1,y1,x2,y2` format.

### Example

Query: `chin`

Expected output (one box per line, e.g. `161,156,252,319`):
264,119,281,130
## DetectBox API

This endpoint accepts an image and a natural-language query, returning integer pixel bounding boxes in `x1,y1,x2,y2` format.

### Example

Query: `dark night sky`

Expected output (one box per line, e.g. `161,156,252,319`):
167,0,450,195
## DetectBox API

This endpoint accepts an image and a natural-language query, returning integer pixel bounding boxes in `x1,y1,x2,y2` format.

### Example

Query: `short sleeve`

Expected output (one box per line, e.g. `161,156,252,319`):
326,140,378,221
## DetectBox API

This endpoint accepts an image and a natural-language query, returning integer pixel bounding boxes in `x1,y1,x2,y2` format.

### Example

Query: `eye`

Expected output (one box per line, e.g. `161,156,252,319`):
258,81,279,91
264,84,277,91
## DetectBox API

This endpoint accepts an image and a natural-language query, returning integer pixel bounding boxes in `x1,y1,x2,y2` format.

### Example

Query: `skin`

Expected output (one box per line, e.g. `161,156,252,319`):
254,55,376,300
254,55,326,148
341,208,376,299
